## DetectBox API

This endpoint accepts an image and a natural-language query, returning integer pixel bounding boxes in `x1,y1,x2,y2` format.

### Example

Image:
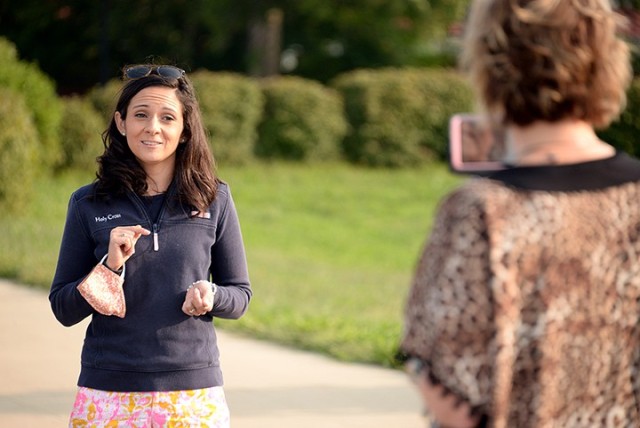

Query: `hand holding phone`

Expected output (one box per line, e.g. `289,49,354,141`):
448,114,507,174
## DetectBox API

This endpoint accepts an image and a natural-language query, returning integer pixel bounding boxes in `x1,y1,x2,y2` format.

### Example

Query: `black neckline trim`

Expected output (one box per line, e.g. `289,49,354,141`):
486,152,640,191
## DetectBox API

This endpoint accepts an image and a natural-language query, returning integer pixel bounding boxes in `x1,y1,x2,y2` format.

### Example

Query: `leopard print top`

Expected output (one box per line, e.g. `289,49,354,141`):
402,154,640,427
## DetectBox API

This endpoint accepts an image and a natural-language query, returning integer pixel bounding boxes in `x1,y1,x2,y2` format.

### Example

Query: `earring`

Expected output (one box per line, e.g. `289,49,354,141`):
121,131,126,136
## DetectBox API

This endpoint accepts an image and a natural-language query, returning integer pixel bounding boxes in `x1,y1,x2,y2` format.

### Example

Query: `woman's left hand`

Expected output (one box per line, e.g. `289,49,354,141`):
182,280,215,316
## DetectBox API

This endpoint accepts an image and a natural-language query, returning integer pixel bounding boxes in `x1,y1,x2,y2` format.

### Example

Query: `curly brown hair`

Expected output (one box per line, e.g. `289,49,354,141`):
461,0,631,128
95,67,218,213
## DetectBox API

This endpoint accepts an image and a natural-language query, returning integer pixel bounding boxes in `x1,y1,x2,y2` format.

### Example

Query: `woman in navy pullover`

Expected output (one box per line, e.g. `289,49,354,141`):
50,64,251,427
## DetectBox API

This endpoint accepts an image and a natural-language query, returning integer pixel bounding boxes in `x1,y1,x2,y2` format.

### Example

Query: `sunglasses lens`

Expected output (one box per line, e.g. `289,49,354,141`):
124,65,185,80
157,66,185,79
125,66,152,79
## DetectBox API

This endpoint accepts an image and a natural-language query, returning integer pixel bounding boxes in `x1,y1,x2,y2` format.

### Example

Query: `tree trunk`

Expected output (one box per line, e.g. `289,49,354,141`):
247,8,283,77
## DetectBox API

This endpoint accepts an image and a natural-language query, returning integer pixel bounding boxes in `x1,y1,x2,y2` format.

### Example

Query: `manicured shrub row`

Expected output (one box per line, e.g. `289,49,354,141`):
58,96,106,172
0,87,39,213
0,38,62,170
257,76,348,162
79,67,474,167
191,71,264,165
5,34,640,213
332,67,474,167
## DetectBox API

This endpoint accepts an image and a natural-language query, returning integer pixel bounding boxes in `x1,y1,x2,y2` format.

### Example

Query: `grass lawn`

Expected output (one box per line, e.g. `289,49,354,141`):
0,162,462,367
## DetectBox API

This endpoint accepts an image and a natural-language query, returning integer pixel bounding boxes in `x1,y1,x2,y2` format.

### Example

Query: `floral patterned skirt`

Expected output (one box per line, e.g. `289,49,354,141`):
68,386,230,427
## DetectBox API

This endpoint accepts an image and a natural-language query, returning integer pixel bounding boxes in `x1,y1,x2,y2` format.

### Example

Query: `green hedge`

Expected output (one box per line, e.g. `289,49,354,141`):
87,78,123,124
332,67,474,167
0,37,62,171
0,88,39,213
0,36,487,173
191,71,264,165
256,76,348,162
59,96,106,172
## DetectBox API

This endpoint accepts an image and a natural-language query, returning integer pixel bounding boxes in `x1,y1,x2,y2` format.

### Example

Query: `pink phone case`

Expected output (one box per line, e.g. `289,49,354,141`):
448,114,506,174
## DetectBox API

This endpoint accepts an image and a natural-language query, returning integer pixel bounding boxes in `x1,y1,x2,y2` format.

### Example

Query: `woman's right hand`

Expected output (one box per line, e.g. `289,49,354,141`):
105,225,150,271
415,374,480,428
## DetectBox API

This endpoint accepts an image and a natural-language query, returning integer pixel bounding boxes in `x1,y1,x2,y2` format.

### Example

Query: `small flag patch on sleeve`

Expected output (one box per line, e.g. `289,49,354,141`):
191,211,211,219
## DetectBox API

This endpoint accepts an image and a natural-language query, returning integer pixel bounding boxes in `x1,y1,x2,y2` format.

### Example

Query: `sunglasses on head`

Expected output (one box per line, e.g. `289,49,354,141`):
123,65,185,80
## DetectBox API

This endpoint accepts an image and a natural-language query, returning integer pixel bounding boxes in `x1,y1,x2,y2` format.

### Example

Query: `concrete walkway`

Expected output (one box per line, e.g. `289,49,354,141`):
0,279,424,427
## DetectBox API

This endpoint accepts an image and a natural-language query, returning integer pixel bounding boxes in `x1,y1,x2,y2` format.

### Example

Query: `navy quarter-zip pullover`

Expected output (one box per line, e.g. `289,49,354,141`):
50,181,251,392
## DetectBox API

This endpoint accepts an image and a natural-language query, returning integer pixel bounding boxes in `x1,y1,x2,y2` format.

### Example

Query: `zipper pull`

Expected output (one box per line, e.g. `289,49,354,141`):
153,224,159,251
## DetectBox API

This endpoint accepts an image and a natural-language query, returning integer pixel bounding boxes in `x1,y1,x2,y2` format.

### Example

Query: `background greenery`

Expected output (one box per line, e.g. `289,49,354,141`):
2,1,640,369
0,34,474,369
0,164,462,367
0,0,465,92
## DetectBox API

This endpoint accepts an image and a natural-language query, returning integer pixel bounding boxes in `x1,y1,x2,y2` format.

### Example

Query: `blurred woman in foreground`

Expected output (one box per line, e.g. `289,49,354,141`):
400,0,640,426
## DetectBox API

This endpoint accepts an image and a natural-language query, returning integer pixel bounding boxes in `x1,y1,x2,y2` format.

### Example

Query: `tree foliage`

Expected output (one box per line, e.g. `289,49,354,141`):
0,0,468,92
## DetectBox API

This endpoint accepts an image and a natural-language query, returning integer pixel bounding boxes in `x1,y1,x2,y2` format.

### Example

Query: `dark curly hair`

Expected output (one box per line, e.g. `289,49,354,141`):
461,0,631,128
95,67,218,213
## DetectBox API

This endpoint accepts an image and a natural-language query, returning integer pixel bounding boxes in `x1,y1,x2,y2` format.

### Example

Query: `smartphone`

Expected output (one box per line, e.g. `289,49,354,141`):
448,113,507,174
